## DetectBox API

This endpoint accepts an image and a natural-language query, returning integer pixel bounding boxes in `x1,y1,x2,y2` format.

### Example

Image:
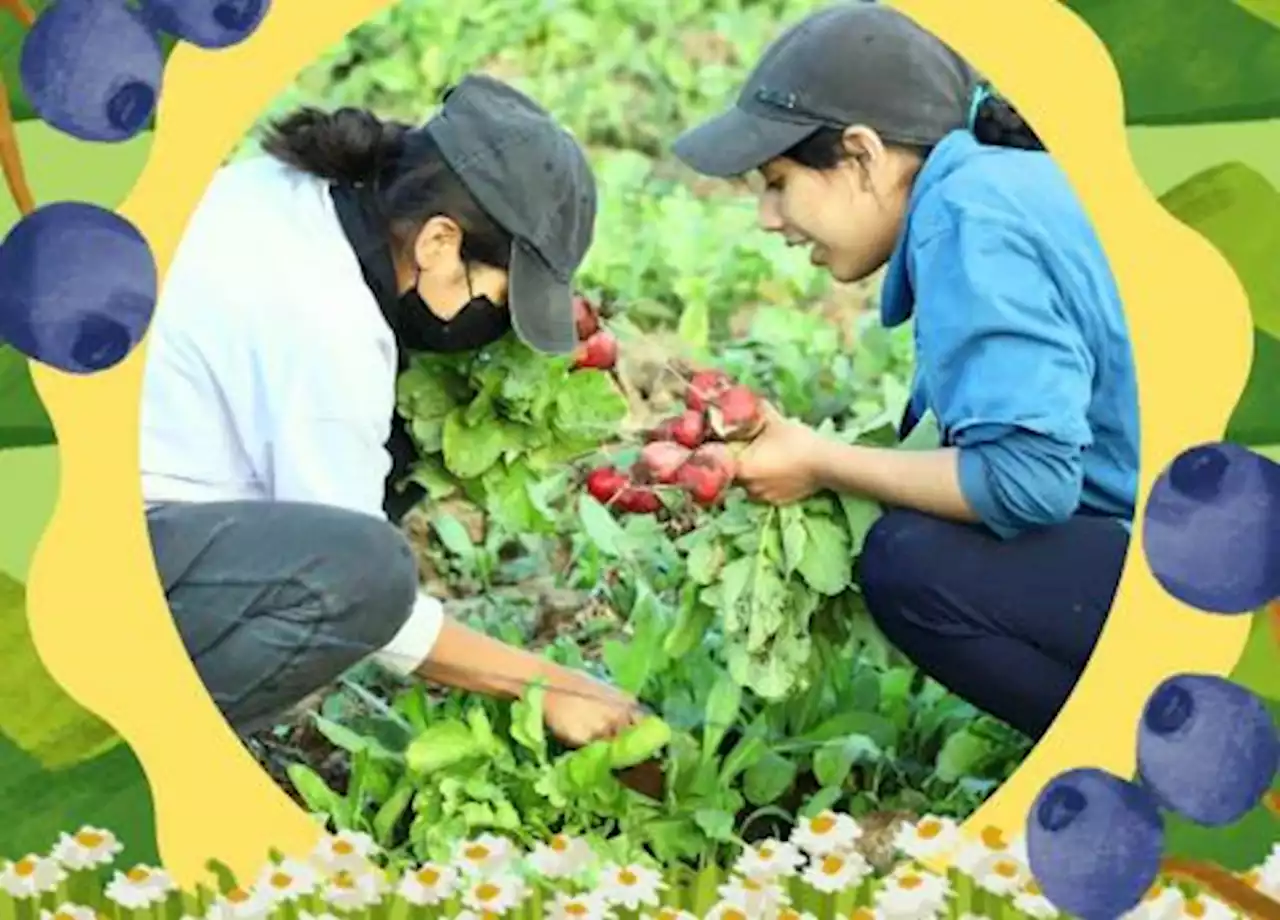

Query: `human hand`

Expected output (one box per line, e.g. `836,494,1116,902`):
735,402,826,505
541,668,646,748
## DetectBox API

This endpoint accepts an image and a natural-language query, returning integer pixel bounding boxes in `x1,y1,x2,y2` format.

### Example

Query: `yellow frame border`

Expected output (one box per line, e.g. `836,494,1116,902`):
22,0,1255,887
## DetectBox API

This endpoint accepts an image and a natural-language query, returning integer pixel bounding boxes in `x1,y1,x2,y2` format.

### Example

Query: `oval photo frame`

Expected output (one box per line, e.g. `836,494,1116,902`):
24,0,1256,887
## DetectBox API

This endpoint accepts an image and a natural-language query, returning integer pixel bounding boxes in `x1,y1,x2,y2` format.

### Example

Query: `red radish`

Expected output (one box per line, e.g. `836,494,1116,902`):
646,417,680,443
708,385,764,441
671,409,707,449
573,295,599,340
616,486,662,514
575,330,618,370
636,441,692,485
685,369,732,411
676,445,735,507
585,467,628,504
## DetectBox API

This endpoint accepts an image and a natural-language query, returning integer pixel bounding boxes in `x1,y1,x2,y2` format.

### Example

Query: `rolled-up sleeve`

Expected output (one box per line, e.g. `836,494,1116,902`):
911,217,1095,539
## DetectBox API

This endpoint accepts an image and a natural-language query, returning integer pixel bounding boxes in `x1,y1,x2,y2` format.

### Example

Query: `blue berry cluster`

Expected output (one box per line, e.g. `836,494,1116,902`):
1,0,271,374
1025,441,1280,919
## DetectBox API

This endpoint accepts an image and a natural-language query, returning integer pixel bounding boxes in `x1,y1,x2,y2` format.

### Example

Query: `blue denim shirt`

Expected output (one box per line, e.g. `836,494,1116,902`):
880,130,1139,539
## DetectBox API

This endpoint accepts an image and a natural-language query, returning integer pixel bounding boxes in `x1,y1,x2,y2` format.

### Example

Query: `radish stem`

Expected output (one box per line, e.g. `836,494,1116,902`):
1160,857,1280,919
0,72,35,217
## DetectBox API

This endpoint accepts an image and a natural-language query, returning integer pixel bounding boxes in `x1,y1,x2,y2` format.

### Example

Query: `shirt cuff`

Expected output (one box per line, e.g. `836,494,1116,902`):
957,445,1021,541
370,590,445,675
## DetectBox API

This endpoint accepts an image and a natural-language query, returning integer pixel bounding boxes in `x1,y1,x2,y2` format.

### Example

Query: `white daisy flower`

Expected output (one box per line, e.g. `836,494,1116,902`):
547,890,612,920
789,810,862,857
0,855,66,899
39,903,98,920
104,865,175,909
397,862,460,907
527,834,595,880
801,850,872,895
1249,843,1280,900
51,827,124,871
1176,895,1236,920
973,855,1028,897
893,815,963,864
204,886,274,920
598,863,664,911
733,839,805,881
323,867,388,912
460,872,526,915
1121,881,1185,920
717,873,790,915
310,830,379,876
847,910,885,920
253,858,322,903
951,825,1019,877
455,835,517,878
874,865,952,919
701,902,753,920
775,910,820,920
1012,880,1060,919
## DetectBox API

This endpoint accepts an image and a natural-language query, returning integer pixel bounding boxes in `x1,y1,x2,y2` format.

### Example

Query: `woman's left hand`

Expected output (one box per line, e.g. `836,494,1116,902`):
735,403,826,505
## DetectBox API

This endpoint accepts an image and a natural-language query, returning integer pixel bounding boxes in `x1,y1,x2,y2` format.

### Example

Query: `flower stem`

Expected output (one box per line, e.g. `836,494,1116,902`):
1159,857,1280,920
0,71,36,217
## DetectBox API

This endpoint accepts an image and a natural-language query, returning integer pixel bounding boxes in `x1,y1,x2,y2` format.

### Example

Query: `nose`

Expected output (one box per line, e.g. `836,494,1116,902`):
757,192,784,234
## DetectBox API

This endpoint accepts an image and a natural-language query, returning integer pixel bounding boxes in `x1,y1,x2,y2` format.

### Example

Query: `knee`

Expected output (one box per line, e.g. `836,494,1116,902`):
858,509,939,633
322,513,419,650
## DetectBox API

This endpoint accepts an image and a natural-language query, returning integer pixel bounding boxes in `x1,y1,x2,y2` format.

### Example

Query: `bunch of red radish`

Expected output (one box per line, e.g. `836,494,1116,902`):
571,294,618,371
585,369,767,514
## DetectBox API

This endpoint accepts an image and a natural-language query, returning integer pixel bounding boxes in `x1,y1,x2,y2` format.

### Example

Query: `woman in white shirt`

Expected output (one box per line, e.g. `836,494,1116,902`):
139,74,644,746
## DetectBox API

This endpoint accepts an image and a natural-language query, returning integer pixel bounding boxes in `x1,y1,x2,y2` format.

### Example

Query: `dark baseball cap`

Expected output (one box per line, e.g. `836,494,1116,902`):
672,2,982,178
425,74,597,355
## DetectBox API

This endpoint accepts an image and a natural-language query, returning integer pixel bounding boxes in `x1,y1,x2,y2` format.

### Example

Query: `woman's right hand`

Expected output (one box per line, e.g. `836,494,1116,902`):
540,666,646,749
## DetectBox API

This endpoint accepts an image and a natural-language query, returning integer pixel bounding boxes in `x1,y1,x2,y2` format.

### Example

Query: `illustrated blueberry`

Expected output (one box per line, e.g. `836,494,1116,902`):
1142,441,1280,614
20,0,164,143
1137,673,1279,826
1026,767,1164,920
137,0,270,49
0,202,157,375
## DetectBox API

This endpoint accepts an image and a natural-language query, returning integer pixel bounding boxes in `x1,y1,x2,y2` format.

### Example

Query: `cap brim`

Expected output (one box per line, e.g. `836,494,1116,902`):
672,105,820,178
508,242,578,356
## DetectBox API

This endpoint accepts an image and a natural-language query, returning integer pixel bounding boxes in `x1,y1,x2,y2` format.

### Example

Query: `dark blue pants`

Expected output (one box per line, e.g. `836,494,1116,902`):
858,508,1130,741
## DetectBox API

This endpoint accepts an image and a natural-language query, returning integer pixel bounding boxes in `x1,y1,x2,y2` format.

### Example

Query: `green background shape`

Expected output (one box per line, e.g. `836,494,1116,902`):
0,0,1276,876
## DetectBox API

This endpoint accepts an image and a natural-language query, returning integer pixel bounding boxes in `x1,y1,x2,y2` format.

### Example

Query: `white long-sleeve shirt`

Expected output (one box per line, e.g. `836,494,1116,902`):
139,155,442,674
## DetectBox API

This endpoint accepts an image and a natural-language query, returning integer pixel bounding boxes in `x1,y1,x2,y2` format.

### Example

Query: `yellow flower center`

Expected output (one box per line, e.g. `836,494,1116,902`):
551,836,569,853
126,868,150,884
333,871,355,889
75,832,105,848
618,869,639,886
899,873,923,890
981,826,1007,850
332,841,354,856
722,910,748,920
270,872,293,889
417,867,440,885
464,845,491,862
55,912,76,920
917,819,943,840
759,846,774,859
475,882,500,902
1186,899,1207,918
779,912,801,920
227,889,250,904
810,814,837,835
821,855,846,876
851,910,876,920
994,860,1019,879
1144,884,1166,902
14,858,36,878
1026,881,1043,896
565,904,588,917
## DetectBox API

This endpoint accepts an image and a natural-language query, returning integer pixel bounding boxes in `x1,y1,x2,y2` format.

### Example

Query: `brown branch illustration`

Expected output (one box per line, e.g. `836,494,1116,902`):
0,73,35,217
1161,857,1280,920
0,0,34,27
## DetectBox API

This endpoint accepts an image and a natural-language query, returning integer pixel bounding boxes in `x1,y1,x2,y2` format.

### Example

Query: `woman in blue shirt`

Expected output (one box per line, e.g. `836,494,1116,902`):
672,2,1140,741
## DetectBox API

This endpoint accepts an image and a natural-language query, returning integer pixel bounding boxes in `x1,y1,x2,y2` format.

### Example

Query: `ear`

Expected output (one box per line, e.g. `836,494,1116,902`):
839,124,887,166
412,215,464,276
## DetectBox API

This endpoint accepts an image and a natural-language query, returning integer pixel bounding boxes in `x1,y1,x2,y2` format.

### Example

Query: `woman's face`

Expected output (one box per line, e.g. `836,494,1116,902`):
407,216,509,319
752,127,917,284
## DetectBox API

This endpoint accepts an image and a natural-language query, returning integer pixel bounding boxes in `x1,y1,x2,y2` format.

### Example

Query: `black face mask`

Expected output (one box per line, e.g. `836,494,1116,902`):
396,272,511,354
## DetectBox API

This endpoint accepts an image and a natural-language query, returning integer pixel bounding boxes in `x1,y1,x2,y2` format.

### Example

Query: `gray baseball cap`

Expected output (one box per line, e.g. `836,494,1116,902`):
425,74,597,355
672,2,982,178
